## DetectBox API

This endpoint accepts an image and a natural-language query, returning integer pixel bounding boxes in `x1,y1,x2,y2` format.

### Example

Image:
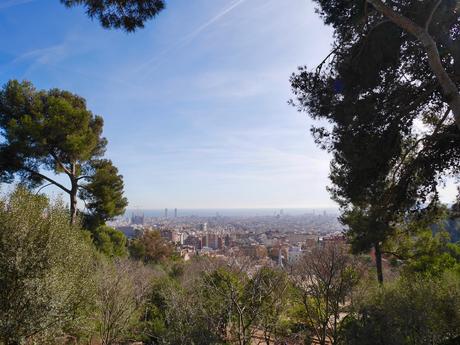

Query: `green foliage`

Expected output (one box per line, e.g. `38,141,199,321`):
201,265,291,345
341,207,389,254
0,80,104,176
80,159,128,225
0,187,96,344
376,206,460,277
128,237,147,261
252,267,292,344
143,272,225,345
128,230,174,264
140,260,293,345
388,229,460,277
93,259,154,345
0,80,127,224
341,272,460,345
91,225,128,258
60,0,165,32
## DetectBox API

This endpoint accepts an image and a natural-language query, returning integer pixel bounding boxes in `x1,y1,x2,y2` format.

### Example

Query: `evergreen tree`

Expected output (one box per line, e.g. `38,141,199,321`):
0,80,128,224
290,0,460,282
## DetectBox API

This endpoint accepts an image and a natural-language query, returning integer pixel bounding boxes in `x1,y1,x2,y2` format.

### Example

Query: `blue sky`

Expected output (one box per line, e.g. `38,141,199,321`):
2,0,453,209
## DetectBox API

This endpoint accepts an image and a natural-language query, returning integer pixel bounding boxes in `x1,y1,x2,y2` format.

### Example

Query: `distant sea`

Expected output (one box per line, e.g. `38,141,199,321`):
124,208,339,218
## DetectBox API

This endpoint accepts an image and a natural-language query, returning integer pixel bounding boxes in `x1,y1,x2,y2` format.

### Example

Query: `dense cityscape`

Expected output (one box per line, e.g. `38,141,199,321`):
111,210,344,265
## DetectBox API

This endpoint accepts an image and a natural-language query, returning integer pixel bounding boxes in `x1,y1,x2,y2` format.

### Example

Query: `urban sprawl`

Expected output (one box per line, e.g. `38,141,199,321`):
110,210,345,266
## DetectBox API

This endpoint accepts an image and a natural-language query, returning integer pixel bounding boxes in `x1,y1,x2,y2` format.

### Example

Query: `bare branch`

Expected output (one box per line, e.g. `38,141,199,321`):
34,183,53,195
316,46,340,74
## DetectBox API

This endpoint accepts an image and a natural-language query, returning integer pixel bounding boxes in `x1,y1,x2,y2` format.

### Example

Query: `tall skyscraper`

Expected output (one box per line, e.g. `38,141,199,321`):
174,208,178,218
164,208,168,218
131,212,144,225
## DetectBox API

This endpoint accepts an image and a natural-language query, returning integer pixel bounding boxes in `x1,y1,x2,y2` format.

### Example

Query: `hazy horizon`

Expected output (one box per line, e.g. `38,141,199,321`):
123,207,340,218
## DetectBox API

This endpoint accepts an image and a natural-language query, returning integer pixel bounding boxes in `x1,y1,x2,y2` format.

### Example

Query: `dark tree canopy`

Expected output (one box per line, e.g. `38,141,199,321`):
0,80,128,224
80,159,127,223
61,0,165,32
290,0,460,282
309,0,460,128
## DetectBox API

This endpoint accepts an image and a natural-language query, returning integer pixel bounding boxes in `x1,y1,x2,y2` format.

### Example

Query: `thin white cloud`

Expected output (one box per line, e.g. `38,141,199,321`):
134,0,249,75
0,0,35,10
13,44,67,65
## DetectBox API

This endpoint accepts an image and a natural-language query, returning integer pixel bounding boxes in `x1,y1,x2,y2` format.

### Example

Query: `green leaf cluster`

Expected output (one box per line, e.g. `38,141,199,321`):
0,187,96,344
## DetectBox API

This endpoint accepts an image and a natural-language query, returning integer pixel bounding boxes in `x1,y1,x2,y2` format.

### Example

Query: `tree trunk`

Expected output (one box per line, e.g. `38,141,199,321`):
69,163,78,225
320,322,327,345
374,243,384,284
70,181,78,225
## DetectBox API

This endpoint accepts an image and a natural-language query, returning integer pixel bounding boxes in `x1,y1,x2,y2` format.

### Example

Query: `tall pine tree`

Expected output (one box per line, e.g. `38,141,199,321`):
0,80,127,225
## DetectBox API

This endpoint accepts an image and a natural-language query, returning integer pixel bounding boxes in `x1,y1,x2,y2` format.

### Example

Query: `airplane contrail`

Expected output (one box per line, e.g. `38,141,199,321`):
0,0,35,10
134,0,249,75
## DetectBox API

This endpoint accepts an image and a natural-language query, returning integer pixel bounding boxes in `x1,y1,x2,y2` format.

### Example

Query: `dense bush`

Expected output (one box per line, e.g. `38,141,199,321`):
1,188,460,345
341,273,460,345
0,188,96,345
91,225,128,258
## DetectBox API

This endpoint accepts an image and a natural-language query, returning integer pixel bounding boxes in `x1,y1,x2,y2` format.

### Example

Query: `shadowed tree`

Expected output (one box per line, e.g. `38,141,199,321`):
301,0,460,129
0,80,128,224
60,0,165,32
363,0,460,130
290,0,460,282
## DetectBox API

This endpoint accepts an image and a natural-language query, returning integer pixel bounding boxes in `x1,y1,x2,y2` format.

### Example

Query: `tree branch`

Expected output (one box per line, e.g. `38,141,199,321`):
425,0,442,32
50,152,73,177
366,0,423,36
35,182,53,195
381,250,406,261
23,167,71,194
316,46,340,74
